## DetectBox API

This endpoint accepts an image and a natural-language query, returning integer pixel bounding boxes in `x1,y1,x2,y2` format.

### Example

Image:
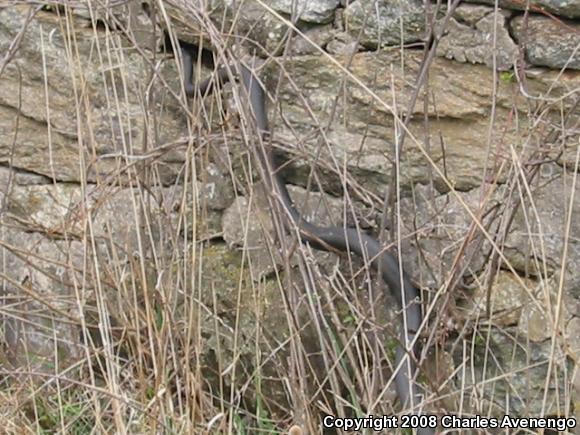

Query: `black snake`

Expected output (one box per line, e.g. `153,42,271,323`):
181,45,433,434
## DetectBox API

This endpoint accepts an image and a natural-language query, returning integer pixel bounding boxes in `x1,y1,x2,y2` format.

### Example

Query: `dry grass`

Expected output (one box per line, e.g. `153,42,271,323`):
0,1,578,434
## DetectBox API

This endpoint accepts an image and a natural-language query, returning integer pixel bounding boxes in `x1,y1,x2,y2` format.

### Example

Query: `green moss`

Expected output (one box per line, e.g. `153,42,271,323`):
201,244,245,285
384,336,399,360
500,71,515,82
35,394,94,434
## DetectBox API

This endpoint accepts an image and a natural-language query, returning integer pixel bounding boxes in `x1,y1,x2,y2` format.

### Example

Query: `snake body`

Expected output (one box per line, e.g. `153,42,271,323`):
182,47,432,433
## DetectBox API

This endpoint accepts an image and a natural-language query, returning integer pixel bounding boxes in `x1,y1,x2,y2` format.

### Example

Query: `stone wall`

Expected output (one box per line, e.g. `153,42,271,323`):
0,0,578,431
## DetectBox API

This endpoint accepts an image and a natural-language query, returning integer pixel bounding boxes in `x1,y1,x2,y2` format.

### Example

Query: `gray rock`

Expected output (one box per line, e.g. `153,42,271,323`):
163,0,297,57
438,7,518,70
518,291,552,342
3,184,83,232
267,50,580,194
181,162,236,240
568,316,580,424
511,15,580,70
465,0,580,19
1,229,85,372
326,31,361,55
454,3,498,24
398,184,502,289
221,183,349,277
344,0,426,48
470,271,529,327
269,0,340,23
0,166,51,186
287,23,336,55
564,277,580,324
0,165,232,243
221,191,279,278
0,6,188,183
505,165,580,280
453,326,572,416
